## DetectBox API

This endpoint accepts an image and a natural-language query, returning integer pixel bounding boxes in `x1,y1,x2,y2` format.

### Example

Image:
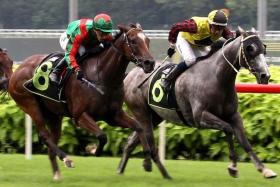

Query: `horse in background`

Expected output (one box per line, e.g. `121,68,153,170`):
7,23,155,180
0,48,13,93
118,27,277,179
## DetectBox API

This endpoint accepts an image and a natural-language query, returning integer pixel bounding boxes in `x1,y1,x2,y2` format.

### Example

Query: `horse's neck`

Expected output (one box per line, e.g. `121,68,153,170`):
6,68,13,79
89,39,129,86
215,37,242,85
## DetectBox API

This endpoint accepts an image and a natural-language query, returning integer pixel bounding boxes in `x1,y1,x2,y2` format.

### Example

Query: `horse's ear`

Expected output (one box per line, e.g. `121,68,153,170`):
136,23,142,30
251,27,257,33
250,27,258,35
236,26,247,37
237,26,245,34
117,24,128,33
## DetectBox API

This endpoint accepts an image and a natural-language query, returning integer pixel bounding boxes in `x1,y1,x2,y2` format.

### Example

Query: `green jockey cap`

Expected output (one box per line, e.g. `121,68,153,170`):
93,13,113,33
208,10,228,26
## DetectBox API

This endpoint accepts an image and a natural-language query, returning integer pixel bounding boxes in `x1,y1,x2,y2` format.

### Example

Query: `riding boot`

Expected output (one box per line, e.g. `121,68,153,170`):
160,61,188,92
49,58,66,85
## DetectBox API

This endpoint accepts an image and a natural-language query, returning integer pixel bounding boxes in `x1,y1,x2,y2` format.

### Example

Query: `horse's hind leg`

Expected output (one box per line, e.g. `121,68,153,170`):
11,95,72,177
76,112,107,156
46,115,63,180
231,113,277,178
111,110,151,169
225,132,238,178
116,112,172,179
117,131,140,174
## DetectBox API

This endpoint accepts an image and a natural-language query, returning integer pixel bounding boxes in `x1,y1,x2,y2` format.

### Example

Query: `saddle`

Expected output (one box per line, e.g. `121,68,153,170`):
148,63,190,125
23,52,72,103
148,64,178,110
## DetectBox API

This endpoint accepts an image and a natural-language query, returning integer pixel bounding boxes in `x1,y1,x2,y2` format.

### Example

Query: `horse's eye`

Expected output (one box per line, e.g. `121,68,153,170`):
130,40,137,45
246,44,257,56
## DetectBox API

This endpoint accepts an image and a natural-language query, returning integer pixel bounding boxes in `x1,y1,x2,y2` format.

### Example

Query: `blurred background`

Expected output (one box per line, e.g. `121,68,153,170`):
0,0,279,30
0,0,279,62
1,0,280,163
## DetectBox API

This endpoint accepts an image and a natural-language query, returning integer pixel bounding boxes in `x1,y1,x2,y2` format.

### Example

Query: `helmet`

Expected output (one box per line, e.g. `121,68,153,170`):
208,10,228,26
93,13,113,33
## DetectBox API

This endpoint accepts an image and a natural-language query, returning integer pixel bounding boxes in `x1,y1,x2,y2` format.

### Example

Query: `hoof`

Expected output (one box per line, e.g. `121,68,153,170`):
262,168,277,178
117,169,124,175
63,157,74,168
86,144,97,155
228,165,238,178
164,175,173,180
86,142,104,157
143,159,152,172
53,171,61,181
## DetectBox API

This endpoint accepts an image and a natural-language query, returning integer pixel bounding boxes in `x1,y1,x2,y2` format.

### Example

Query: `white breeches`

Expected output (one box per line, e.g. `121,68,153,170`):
176,32,210,66
59,32,85,55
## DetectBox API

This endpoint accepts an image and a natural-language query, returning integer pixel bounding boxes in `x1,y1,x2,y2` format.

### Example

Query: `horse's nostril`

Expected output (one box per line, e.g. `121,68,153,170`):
260,73,269,80
144,60,150,66
144,60,153,66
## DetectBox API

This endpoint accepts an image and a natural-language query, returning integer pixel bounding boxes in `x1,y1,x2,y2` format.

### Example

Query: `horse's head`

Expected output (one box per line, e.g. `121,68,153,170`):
114,23,155,73
0,48,13,79
237,27,270,84
0,48,13,91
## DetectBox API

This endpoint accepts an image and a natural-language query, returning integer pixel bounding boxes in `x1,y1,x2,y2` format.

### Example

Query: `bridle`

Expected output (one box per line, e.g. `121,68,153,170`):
222,34,260,73
112,28,147,66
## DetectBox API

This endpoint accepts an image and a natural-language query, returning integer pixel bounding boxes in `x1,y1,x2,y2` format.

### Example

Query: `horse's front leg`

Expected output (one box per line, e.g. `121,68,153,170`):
112,110,151,170
196,110,237,177
198,111,234,133
76,112,107,156
231,113,277,178
225,132,238,177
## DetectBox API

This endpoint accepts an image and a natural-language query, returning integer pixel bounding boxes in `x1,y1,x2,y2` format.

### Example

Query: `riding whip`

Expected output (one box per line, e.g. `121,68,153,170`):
136,55,169,89
81,78,104,95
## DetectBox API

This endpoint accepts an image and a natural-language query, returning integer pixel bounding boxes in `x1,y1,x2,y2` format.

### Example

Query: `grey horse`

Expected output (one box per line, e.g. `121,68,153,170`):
117,27,277,179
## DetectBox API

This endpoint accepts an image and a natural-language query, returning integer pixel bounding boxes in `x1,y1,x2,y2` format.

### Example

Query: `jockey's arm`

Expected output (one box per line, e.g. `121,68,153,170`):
65,35,83,71
168,19,197,47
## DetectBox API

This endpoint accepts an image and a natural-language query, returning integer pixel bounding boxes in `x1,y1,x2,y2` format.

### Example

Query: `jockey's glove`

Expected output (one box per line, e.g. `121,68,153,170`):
76,70,84,81
167,47,176,58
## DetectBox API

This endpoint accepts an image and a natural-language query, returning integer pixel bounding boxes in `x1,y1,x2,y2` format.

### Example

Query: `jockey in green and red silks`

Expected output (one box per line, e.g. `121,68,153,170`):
49,13,114,84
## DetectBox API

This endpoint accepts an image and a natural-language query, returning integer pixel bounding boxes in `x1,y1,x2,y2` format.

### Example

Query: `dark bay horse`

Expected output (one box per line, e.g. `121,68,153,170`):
118,27,277,179
0,48,13,92
7,24,155,180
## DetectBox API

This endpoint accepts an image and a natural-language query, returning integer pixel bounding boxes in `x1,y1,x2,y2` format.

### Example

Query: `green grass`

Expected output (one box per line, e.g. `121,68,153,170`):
0,154,279,187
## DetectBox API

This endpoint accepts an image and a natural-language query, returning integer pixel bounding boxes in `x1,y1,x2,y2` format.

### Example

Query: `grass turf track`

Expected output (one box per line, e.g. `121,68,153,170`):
0,154,279,187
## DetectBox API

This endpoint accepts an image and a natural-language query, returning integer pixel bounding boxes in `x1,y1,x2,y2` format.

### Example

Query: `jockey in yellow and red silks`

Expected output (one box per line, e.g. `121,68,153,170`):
49,13,114,84
161,9,234,91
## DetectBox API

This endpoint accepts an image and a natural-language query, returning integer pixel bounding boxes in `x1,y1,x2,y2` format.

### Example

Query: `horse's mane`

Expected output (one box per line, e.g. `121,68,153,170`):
195,38,235,62
195,29,260,62
113,24,139,42
81,24,141,60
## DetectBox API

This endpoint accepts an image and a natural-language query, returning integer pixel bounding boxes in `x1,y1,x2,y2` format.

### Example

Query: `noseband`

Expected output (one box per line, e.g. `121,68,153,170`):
222,34,259,73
